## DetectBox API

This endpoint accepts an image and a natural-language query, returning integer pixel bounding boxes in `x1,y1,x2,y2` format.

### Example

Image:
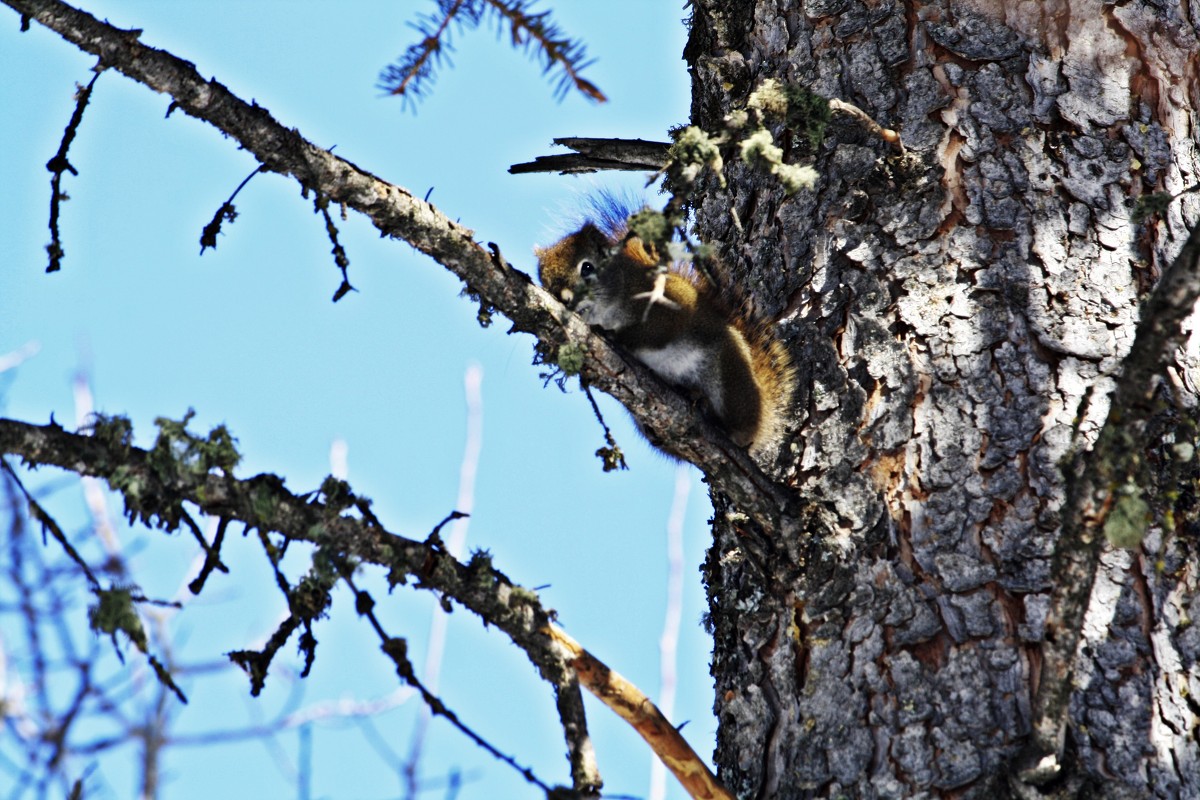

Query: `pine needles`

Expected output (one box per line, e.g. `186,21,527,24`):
379,0,606,108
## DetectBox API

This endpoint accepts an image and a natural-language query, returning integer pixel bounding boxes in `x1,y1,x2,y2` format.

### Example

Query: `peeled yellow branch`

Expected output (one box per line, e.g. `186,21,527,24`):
546,625,733,800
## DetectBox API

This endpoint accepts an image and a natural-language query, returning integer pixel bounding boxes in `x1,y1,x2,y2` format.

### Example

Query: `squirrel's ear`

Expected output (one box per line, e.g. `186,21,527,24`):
575,224,615,256
578,223,606,242
622,235,658,266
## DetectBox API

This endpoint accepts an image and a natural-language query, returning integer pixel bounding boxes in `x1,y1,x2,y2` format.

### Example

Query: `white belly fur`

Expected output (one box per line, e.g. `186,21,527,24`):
633,341,723,412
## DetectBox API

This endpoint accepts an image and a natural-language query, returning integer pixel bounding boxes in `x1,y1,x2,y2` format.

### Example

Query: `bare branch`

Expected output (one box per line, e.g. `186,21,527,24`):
510,137,672,175
546,625,733,800
44,66,101,272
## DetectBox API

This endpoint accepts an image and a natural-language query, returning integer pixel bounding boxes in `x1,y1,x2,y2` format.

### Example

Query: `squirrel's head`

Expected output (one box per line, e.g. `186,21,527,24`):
535,224,614,308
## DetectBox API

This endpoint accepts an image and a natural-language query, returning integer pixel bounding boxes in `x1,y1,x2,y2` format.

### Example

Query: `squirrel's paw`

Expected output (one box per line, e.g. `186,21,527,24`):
632,273,680,320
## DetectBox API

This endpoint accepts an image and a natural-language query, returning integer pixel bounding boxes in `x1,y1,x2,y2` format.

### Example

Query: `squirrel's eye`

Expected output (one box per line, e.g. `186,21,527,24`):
578,259,596,278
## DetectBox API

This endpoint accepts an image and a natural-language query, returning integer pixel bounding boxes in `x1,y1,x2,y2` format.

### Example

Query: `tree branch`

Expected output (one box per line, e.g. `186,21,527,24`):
0,415,599,794
1023,218,1200,783
3,0,800,539
547,625,733,800
509,137,672,175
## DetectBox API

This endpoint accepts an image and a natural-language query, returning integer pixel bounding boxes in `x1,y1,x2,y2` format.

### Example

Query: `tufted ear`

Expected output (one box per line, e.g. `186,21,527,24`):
566,224,615,262
620,235,658,268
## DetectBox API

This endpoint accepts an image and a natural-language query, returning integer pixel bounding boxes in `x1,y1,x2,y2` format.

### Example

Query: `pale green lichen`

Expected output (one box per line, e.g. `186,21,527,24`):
747,77,789,119
87,413,134,451
1104,485,1151,548
739,130,816,194
150,410,241,479
668,125,725,186
510,586,540,604
556,342,585,375
740,128,784,166
724,109,750,130
773,162,819,193
627,208,673,253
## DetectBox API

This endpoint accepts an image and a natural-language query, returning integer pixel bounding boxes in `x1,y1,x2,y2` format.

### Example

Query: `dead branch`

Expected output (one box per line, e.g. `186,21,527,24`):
547,625,733,800
509,137,672,175
44,66,101,272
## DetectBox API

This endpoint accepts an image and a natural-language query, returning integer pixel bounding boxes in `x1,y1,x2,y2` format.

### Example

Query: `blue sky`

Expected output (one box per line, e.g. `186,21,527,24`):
0,2,720,799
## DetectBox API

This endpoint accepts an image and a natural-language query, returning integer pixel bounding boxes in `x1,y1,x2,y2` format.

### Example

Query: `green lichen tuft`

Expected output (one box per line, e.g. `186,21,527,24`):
596,444,627,473
510,585,540,604
773,162,819,194
781,84,831,152
89,586,148,652
739,129,817,195
250,481,280,524
746,77,789,119
668,125,725,187
467,548,494,573
724,109,750,130
1104,486,1151,548
88,413,134,452
627,209,673,255
477,301,495,328
320,476,353,512
740,128,784,168
150,409,241,481
556,342,586,376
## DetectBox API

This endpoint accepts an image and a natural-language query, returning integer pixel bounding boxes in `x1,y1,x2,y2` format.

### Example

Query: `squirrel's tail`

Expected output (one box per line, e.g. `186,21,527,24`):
746,325,796,459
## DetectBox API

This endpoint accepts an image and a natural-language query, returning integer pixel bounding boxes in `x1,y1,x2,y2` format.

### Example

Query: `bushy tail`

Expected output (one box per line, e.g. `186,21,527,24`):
746,324,796,459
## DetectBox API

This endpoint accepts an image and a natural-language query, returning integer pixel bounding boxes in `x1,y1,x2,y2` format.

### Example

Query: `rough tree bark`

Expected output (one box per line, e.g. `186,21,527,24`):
687,1,1200,798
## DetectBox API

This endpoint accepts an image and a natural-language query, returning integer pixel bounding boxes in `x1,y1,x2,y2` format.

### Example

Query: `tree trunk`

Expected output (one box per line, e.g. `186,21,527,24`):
687,1,1200,797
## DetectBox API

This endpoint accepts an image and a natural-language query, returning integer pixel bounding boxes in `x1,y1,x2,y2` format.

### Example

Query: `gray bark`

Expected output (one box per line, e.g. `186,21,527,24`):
687,1,1200,797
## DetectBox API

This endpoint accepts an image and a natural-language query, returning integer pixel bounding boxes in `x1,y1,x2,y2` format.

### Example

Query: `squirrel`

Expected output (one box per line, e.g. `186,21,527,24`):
536,221,795,458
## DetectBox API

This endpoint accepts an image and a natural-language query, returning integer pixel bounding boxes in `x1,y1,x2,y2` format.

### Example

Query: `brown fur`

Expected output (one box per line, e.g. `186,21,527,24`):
537,224,796,458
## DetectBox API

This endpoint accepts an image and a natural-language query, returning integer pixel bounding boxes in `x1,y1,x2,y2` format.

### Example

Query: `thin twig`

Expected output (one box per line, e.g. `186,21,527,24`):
198,164,267,254
315,193,354,302
45,67,102,272
343,571,557,796
583,384,627,472
1,458,99,588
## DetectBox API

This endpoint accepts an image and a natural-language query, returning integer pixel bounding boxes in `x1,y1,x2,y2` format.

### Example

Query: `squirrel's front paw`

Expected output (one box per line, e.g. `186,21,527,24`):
631,272,681,320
